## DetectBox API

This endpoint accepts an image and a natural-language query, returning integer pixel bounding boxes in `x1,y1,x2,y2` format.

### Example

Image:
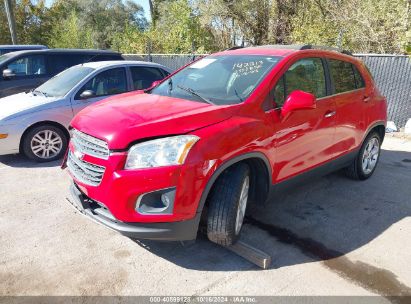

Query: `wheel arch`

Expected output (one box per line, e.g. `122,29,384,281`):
19,120,70,153
196,152,272,215
363,121,385,145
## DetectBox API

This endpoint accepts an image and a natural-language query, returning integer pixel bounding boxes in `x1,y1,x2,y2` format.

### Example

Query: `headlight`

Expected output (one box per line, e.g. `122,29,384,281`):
125,135,199,169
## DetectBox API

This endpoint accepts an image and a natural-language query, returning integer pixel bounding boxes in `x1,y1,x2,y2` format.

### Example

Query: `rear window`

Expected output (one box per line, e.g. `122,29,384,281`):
328,59,358,94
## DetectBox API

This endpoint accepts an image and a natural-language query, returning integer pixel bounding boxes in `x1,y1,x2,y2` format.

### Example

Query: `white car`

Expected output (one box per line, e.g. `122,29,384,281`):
0,60,171,162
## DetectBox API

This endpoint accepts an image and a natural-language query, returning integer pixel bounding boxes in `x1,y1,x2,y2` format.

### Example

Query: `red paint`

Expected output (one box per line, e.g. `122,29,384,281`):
69,47,387,224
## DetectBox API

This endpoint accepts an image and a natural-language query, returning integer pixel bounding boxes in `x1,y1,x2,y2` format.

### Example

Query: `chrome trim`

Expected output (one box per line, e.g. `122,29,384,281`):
67,150,105,186
71,129,109,160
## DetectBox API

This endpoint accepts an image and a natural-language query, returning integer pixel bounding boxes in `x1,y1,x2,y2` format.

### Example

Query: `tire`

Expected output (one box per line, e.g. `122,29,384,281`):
344,131,381,180
22,124,68,162
207,163,250,246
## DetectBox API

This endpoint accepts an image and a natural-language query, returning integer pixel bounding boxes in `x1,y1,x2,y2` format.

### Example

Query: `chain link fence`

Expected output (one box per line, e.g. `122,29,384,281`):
124,53,411,129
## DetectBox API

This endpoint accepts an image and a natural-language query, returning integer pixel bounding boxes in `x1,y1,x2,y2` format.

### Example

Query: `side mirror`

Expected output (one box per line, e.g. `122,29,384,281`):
3,69,15,79
79,90,95,100
281,90,316,119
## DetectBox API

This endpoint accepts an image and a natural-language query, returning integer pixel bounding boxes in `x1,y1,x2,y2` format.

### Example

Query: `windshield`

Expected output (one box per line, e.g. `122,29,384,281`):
35,66,94,97
0,53,13,64
151,55,281,105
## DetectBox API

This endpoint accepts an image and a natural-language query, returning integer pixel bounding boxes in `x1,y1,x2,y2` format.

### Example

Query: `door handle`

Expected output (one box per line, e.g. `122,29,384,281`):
363,96,371,102
324,110,336,118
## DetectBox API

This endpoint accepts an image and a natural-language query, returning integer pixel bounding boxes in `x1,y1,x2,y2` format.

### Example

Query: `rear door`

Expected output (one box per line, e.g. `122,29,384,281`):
327,58,367,156
270,57,337,182
0,54,49,97
129,66,169,90
71,67,129,115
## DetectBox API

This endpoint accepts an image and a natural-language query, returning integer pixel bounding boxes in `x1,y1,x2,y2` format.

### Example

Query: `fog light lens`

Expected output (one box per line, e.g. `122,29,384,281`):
161,193,171,207
136,187,176,215
0,134,8,139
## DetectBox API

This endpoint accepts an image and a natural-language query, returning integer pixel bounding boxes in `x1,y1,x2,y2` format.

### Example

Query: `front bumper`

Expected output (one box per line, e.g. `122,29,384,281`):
0,124,21,155
67,182,201,241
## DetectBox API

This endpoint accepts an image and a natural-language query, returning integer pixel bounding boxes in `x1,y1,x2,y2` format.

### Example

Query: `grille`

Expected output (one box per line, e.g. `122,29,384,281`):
71,129,109,160
67,151,105,186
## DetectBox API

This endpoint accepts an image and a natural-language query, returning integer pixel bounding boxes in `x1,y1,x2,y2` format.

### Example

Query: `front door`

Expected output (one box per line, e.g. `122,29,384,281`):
270,57,337,182
0,54,49,97
71,67,128,116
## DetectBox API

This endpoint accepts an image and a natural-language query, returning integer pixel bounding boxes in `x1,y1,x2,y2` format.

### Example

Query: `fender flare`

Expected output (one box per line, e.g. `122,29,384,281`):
195,151,272,215
362,121,386,143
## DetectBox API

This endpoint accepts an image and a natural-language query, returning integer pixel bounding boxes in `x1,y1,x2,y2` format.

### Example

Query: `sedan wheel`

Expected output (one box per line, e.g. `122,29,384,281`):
22,125,68,162
30,130,63,159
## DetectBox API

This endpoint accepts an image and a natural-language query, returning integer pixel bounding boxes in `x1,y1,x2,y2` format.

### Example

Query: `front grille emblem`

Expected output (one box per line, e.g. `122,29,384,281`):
74,149,84,160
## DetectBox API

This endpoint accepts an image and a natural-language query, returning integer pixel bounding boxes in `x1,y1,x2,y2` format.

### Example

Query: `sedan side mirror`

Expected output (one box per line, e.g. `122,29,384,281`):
79,90,95,100
281,90,316,119
3,69,15,79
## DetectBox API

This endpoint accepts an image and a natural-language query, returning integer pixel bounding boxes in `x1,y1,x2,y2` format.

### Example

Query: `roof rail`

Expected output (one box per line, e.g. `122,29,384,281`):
225,46,244,51
300,44,353,56
251,44,353,56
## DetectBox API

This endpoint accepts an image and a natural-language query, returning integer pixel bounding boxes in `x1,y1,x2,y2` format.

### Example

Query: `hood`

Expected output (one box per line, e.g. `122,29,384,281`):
71,92,238,149
0,92,60,121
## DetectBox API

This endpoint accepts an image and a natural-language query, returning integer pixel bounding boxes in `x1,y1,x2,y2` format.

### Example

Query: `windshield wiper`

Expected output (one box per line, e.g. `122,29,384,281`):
177,85,216,105
33,89,49,97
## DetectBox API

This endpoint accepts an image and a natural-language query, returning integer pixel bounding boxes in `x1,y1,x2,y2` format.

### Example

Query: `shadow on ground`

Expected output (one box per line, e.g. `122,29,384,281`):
134,149,411,274
0,154,61,168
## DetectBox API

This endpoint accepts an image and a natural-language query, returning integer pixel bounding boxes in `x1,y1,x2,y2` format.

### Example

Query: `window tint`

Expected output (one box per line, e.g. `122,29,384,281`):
328,59,357,93
352,65,365,88
273,58,326,107
92,54,122,61
48,54,75,75
273,76,285,108
76,68,127,99
130,66,165,90
7,55,46,76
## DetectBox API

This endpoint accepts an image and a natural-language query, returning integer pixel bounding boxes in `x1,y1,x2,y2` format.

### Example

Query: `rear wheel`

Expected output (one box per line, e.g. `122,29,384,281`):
22,125,68,162
344,131,381,180
206,163,250,246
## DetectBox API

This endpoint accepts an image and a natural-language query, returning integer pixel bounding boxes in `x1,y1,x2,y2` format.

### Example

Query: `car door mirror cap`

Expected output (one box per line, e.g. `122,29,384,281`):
79,90,96,100
3,69,15,79
281,90,316,119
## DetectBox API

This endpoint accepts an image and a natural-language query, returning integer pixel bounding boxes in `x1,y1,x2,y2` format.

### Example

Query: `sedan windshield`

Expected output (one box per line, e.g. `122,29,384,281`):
35,66,95,98
0,53,13,64
151,55,281,105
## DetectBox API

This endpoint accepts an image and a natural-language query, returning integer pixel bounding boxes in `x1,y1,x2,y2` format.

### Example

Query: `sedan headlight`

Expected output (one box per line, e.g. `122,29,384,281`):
125,135,199,169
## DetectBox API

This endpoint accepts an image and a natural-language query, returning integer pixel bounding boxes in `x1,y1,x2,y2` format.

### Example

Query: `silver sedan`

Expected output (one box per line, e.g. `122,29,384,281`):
0,60,171,162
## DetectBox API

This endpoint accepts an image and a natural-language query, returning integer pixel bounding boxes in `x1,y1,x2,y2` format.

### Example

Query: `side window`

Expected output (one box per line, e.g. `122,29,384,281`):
328,59,357,93
75,68,127,99
49,54,74,75
130,66,165,90
352,65,365,89
7,55,46,76
285,58,326,99
273,76,285,108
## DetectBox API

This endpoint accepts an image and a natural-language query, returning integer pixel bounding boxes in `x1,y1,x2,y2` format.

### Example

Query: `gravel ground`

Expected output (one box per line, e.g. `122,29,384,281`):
0,135,410,300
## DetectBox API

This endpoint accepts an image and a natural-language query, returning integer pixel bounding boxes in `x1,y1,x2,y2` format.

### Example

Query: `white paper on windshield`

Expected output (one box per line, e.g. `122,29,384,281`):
190,58,216,69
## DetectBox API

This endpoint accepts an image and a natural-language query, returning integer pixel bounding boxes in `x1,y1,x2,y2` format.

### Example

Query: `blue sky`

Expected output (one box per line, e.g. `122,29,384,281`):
44,0,152,20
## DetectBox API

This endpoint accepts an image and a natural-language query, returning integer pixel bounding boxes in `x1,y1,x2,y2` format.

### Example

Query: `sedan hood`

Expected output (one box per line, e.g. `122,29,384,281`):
0,92,60,121
71,92,238,149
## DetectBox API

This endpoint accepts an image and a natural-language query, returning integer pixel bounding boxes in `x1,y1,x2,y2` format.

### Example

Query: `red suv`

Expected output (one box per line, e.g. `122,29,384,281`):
65,45,387,246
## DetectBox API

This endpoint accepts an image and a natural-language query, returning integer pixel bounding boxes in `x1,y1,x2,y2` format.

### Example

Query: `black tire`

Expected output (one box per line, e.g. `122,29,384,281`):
344,131,381,180
22,124,68,162
207,163,250,246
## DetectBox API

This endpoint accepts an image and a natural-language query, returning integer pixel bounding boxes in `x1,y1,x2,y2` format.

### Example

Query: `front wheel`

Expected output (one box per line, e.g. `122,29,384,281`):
206,163,250,246
344,131,381,180
22,125,68,162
